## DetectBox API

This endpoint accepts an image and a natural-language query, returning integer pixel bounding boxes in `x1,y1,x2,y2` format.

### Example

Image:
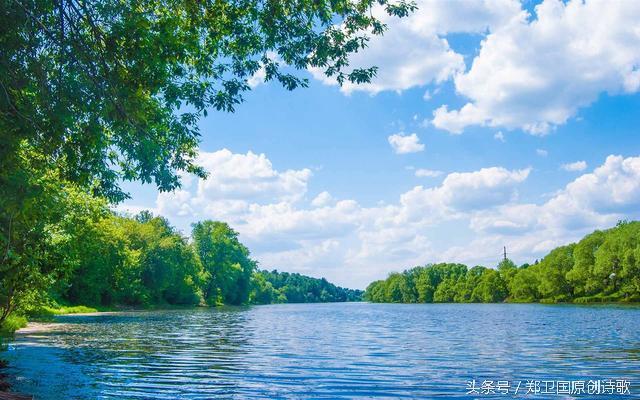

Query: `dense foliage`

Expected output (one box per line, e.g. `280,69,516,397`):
62,212,205,307
365,221,640,304
251,270,363,304
1,0,410,327
1,0,413,201
1,208,361,321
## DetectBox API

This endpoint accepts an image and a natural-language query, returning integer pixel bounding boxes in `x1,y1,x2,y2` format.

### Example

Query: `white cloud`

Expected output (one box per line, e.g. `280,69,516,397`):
432,0,640,134
247,52,280,88
125,148,640,289
311,191,334,207
561,160,587,172
494,131,505,142
536,149,548,157
469,155,640,263
432,103,486,135
193,149,311,203
247,68,266,89
388,132,425,154
400,167,530,217
310,0,521,94
138,149,534,287
415,168,443,178
556,155,640,215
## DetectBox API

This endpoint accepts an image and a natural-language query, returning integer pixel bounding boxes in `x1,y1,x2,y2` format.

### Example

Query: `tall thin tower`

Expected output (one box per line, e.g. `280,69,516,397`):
503,246,507,261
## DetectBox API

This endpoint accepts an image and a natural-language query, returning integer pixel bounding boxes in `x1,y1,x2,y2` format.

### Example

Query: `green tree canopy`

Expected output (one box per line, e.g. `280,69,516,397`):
364,222,640,305
2,0,414,200
0,0,412,325
191,220,256,305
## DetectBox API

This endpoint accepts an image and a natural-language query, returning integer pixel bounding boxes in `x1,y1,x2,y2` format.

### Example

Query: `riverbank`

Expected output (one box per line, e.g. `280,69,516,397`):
0,308,116,400
0,321,70,399
0,357,31,400
4,303,640,399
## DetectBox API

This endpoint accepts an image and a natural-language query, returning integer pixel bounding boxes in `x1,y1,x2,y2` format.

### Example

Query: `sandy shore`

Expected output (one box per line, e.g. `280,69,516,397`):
13,311,127,336
3,313,123,398
13,322,60,336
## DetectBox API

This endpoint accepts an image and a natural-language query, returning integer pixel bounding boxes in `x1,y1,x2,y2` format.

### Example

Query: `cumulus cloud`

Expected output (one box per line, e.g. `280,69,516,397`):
556,156,640,215
398,167,530,219
388,132,425,154
470,155,640,262
311,191,334,207
193,149,311,203
432,0,640,134
561,160,587,172
247,52,281,88
310,0,521,94
536,149,548,157
310,0,640,136
415,168,443,178
125,148,640,289
136,149,536,286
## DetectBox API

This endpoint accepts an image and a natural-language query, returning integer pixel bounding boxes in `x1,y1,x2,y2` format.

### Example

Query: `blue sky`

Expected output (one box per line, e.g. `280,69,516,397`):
121,0,640,289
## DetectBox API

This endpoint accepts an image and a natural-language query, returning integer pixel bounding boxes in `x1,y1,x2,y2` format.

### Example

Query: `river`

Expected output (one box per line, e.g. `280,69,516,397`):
5,303,640,398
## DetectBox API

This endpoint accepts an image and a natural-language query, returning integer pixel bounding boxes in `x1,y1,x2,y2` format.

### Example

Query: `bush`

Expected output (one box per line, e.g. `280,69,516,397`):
28,305,99,320
0,315,28,337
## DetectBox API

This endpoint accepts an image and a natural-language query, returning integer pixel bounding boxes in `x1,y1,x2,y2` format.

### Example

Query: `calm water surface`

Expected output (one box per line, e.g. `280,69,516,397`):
5,303,640,399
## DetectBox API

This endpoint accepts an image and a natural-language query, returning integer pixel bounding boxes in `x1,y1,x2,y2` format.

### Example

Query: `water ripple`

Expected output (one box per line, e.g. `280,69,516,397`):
5,303,640,399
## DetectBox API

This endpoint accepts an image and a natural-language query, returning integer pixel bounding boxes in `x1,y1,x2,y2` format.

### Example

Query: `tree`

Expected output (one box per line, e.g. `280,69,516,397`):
2,0,415,202
191,221,255,305
592,222,640,300
384,273,412,303
497,258,517,294
537,245,575,302
471,269,508,303
433,276,458,303
414,267,436,303
364,280,386,302
362,221,640,305
0,163,108,322
249,273,276,305
566,230,606,297
509,266,540,302
1,0,413,323
60,213,204,307
455,266,486,303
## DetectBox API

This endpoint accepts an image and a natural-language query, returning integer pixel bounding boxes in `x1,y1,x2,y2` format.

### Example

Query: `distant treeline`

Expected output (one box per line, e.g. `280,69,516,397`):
365,221,640,304
253,270,363,304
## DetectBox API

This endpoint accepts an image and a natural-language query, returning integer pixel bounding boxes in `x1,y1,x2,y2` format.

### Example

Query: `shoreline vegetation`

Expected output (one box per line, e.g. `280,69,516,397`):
0,213,361,396
2,218,639,338
1,0,412,395
365,221,640,305
0,213,363,339
2,218,637,337
3,214,640,398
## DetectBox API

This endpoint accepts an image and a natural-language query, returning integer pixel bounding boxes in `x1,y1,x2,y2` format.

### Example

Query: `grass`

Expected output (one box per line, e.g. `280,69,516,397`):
0,315,28,337
573,294,626,303
0,304,103,338
28,304,100,321
44,305,99,315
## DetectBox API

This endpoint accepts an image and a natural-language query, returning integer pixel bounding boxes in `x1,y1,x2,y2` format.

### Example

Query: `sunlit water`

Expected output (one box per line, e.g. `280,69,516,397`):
5,303,640,399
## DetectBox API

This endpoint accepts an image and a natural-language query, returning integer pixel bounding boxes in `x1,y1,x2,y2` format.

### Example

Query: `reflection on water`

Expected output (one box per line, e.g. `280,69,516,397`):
6,303,640,399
